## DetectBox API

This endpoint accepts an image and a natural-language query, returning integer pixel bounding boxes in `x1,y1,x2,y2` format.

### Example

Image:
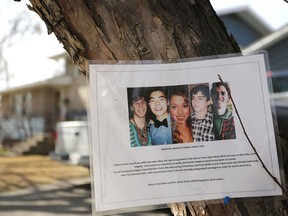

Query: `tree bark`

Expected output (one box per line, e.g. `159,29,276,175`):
28,0,240,73
27,0,288,215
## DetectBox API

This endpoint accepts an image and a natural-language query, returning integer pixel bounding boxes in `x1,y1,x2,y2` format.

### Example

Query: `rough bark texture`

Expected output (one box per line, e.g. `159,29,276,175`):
28,0,239,74
27,0,288,215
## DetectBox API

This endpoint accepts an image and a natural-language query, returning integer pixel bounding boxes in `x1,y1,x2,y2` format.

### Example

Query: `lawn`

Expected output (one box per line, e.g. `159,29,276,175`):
0,155,89,192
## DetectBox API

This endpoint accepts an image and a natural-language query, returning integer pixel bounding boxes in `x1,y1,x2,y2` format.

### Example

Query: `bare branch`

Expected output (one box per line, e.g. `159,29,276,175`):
218,74,288,197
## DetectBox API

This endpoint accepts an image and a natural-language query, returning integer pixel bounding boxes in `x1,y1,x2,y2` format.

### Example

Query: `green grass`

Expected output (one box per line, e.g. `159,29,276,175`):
0,147,6,154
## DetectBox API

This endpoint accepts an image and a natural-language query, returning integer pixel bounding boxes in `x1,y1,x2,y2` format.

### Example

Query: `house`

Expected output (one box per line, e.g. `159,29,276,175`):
243,24,288,132
209,0,288,94
243,25,288,92
219,11,270,47
0,53,88,154
212,0,288,132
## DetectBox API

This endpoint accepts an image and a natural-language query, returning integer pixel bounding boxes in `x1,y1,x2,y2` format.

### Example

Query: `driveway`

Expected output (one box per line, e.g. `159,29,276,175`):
0,178,172,216
0,156,172,215
0,178,92,216
0,155,91,215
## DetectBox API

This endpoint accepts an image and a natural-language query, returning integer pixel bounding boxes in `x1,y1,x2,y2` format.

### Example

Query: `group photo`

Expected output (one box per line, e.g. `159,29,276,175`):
127,82,236,147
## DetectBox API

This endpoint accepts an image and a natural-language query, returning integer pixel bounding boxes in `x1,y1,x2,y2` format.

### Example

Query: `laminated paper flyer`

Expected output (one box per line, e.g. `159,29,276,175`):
89,54,282,212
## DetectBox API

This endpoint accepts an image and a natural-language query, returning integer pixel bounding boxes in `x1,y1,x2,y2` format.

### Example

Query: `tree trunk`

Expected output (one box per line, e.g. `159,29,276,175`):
27,0,288,215
28,0,240,73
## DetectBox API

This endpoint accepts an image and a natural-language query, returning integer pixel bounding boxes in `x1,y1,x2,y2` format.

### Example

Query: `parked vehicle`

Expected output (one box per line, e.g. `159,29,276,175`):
50,121,90,166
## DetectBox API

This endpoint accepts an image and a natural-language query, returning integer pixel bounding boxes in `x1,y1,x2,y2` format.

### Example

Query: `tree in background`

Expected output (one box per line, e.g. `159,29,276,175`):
25,0,288,215
0,0,41,88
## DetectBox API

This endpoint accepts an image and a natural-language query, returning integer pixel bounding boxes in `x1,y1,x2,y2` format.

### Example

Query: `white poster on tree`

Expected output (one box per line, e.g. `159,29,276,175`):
89,53,282,213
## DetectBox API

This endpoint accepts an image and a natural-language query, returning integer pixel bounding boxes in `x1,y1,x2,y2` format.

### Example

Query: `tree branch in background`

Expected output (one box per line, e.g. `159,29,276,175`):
0,1,41,88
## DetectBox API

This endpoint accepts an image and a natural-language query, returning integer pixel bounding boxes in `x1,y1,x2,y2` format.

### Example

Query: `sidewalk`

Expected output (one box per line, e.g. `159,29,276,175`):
0,155,172,216
0,178,92,216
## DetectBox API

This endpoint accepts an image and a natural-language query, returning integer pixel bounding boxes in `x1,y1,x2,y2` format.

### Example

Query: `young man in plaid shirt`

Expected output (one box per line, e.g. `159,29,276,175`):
190,84,214,142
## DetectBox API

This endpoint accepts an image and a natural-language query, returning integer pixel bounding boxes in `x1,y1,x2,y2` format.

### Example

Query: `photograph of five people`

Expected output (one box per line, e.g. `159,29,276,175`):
127,82,236,147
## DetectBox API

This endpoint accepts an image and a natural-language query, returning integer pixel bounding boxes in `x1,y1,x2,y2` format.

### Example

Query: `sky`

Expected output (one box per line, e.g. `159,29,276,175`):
0,0,65,91
210,0,288,31
1,0,288,91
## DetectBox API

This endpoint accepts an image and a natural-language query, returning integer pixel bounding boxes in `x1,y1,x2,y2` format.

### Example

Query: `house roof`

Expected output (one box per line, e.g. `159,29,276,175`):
0,74,72,95
243,24,288,51
211,0,288,31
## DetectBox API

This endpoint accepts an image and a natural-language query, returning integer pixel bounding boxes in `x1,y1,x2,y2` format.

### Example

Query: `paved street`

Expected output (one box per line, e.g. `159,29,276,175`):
0,156,173,215
0,177,173,216
0,178,92,216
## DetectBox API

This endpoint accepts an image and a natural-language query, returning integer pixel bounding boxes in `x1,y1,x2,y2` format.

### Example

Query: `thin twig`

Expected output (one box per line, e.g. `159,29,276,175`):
283,0,288,3
217,74,288,197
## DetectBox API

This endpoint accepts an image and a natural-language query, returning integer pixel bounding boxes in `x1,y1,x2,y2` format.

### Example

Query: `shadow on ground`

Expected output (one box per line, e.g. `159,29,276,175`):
0,156,173,216
0,182,92,216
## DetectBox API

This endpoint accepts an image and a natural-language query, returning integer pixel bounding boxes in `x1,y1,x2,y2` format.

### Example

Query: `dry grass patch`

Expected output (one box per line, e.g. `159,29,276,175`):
0,155,89,192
